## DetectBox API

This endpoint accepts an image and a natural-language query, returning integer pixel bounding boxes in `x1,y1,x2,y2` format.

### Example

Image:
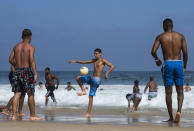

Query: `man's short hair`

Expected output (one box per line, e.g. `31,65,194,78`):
186,83,189,86
94,48,102,53
134,80,139,84
163,18,173,30
22,29,32,39
67,82,71,84
45,67,50,71
150,77,154,81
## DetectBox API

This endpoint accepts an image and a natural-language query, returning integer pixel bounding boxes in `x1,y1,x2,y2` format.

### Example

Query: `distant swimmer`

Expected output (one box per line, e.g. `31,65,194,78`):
184,83,191,92
144,77,158,100
65,82,76,91
69,48,114,117
151,18,188,123
38,82,43,90
45,67,60,106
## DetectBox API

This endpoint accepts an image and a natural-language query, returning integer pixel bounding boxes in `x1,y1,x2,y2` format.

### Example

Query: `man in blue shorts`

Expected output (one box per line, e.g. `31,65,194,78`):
69,48,114,117
151,18,188,123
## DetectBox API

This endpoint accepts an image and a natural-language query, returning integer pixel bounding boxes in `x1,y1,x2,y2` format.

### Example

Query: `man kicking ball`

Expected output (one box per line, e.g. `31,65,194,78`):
69,48,114,117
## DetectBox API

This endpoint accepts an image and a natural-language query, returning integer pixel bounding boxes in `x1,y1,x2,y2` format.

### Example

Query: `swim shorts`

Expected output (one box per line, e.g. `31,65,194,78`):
12,68,35,94
162,60,184,87
135,93,142,99
45,86,55,99
8,71,14,87
81,76,101,96
148,92,157,100
126,93,135,102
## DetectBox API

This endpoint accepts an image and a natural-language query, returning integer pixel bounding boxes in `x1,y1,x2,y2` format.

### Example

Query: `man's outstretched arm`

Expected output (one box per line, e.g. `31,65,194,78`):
103,59,114,79
151,35,162,66
181,36,188,73
69,59,95,64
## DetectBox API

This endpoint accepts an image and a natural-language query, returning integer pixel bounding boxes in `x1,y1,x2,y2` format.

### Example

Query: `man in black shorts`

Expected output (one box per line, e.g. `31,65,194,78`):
45,67,60,106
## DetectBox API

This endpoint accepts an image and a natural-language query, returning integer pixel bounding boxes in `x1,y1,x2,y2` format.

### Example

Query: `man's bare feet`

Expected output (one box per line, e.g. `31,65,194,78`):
77,92,87,96
18,113,27,116
1,109,10,116
174,112,181,123
85,112,91,118
30,115,43,121
12,115,18,120
163,118,174,122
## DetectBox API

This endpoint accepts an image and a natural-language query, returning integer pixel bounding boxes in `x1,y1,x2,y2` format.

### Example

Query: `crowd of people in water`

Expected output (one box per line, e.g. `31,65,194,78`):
0,18,190,123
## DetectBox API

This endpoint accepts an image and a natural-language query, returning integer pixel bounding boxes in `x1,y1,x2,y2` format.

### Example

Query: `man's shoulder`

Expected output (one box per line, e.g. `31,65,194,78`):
28,43,35,49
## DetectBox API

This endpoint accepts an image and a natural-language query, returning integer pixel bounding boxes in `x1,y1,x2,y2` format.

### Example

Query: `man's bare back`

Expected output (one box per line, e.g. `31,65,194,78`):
146,81,158,92
12,42,34,68
157,32,185,61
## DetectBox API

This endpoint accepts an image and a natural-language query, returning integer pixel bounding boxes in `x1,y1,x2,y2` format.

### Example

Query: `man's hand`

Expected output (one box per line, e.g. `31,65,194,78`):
104,73,108,80
155,59,162,66
69,60,76,64
34,73,38,83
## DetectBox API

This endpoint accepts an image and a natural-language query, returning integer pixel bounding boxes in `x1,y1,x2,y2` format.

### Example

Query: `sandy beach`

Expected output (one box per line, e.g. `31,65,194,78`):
1,105,194,130
0,121,194,131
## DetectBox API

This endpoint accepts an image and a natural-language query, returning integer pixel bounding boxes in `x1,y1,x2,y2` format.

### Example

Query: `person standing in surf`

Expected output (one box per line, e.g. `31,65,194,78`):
69,48,114,117
144,77,158,100
45,67,60,106
151,18,188,123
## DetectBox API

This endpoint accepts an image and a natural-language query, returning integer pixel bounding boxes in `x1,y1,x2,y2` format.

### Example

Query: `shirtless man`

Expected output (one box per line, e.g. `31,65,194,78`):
65,82,76,91
69,48,114,117
45,67,60,106
9,29,42,120
144,77,158,100
1,65,26,116
184,83,191,92
151,18,188,123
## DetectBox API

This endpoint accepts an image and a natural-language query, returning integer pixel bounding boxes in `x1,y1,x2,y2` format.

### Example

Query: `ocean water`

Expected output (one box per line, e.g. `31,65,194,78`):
0,71,194,112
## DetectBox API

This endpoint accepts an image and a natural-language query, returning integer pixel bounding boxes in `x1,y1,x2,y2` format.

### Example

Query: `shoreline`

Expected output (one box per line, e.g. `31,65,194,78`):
0,121,194,131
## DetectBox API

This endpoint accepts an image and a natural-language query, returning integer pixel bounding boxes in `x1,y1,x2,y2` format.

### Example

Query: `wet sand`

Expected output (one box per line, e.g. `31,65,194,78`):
0,121,194,131
1,105,194,130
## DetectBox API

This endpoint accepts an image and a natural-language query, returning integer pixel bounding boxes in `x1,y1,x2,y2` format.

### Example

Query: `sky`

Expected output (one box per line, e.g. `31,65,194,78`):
0,0,194,71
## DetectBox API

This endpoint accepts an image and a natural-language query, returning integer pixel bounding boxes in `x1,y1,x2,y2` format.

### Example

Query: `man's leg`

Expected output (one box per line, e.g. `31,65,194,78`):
165,86,173,122
1,96,14,115
12,92,22,120
18,95,27,116
51,92,56,103
127,100,131,112
174,85,184,123
85,95,93,117
45,96,49,106
135,99,141,111
132,97,138,112
76,76,86,96
28,93,42,120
